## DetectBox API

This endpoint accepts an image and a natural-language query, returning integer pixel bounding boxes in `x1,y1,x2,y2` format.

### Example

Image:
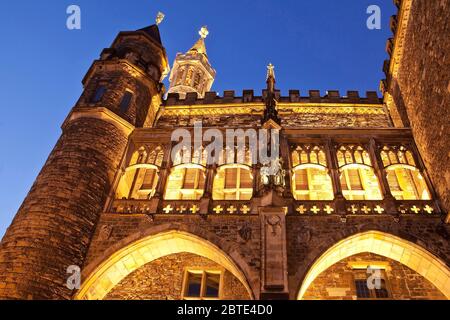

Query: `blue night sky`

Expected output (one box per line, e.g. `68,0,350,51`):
0,0,396,237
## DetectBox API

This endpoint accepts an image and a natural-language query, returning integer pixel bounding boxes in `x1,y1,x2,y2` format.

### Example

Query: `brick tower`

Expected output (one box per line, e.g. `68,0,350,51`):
0,24,169,299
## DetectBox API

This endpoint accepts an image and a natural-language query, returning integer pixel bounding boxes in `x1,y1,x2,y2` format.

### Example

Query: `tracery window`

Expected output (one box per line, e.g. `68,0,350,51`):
291,144,334,200
337,145,382,200
164,146,207,200
213,146,253,200
175,66,186,86
380,145,431,200
115,145,164,200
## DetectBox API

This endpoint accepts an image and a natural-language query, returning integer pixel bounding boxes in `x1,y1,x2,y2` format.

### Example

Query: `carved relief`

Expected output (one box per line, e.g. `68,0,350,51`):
98,224,113,241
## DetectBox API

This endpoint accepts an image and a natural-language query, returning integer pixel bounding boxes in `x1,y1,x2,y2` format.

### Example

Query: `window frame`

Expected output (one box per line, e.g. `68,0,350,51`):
90,85,107,104
352,267,392,300
119,89,134,113
213,164,253,201
181,268,224,300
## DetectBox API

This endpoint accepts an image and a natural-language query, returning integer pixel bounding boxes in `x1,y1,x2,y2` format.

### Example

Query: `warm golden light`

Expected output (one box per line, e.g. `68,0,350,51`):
340,164,383,200
292,165,334,201
164,164,206,200
298,231,450,300
212,164,253,200
75,231,253,300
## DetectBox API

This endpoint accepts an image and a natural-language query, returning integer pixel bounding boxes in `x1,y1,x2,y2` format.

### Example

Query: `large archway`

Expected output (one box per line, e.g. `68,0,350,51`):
297,231,450,299
75,231,254,300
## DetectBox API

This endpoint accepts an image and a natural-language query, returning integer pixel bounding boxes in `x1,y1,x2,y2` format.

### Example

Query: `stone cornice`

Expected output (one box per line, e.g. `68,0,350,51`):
63,107,135,136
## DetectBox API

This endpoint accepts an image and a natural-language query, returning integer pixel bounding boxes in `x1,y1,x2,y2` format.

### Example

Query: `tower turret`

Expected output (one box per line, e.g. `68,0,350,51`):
0,22,169,299
167,26,216,98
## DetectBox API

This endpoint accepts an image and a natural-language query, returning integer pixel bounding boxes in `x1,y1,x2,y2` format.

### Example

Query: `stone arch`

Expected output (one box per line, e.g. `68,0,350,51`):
75,226,256,300
297,231,450,299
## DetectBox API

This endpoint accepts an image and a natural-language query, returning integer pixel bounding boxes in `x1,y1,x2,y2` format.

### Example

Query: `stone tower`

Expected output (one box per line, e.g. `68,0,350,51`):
0,24,169,299
167,26,216,98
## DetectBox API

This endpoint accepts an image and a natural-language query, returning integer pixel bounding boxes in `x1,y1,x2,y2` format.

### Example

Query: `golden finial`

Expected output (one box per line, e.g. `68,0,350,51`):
199,26,209,39
156,12,165,25
267,63,275,80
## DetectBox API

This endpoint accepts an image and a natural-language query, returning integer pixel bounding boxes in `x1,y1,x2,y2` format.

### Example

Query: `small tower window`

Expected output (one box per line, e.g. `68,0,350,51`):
119,90,133,113
91,85,106,103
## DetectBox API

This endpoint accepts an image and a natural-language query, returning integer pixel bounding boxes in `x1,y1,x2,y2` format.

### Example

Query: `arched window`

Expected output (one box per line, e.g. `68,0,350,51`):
175,66,186,86
116,146,164,200
213,165,253,200
291,145,334,200
337,145,382,200
164,146,207,200
213,145,253,200
381,145,431,200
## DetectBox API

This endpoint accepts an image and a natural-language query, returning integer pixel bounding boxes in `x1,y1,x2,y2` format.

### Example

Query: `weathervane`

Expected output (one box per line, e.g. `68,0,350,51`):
155,12,165,25
199,26,209,39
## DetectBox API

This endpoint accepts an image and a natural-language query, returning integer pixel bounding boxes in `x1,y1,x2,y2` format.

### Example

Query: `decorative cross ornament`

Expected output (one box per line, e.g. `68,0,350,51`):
310,206,321,214
424,205,434,214
177,206,187,214
411,206,421,214
227,206,237,214
190,205,199,214
213,205,223,214
240,205,251,214
296,205,307,215
155,12,165,25
199,26,209,39
324,205,334,214
163,205,173,214
348,205,358,214
374,205,385,214
361,205,371,214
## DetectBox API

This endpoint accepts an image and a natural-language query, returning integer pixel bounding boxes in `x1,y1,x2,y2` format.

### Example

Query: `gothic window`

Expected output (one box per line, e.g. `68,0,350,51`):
213,165,253,200
165,146,207,200
291,145,334,200
182,270,222,300
337,145,382,200
185,66,195,86
194,71,202,89
213,145,254,200
380,145,431,200
115,145,165,200
91,85,106,103
175,66,186,86
119,90,133,113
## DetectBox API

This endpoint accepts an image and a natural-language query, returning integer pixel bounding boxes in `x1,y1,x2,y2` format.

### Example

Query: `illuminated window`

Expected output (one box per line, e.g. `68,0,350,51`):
193,71,203,89
164,165,206,200
182,270,222,300
175,66,186,86
353,270,390,300
119,90,133,113
165,145,207,200
213,165,253,200
91,85,106,103
381,146,431,200
337,145,382,200
291,145,334,200
115,146,164,200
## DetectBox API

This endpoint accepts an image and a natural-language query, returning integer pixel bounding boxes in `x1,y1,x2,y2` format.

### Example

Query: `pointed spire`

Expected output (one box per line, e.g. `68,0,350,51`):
262,63,281,128
189,26,209,56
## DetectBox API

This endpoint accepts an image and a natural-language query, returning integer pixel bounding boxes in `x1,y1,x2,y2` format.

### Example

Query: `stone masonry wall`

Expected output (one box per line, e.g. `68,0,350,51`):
287,215,450,299
0,117,128,299
303,252,445,300
392,0,450,213
105,253,250,300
